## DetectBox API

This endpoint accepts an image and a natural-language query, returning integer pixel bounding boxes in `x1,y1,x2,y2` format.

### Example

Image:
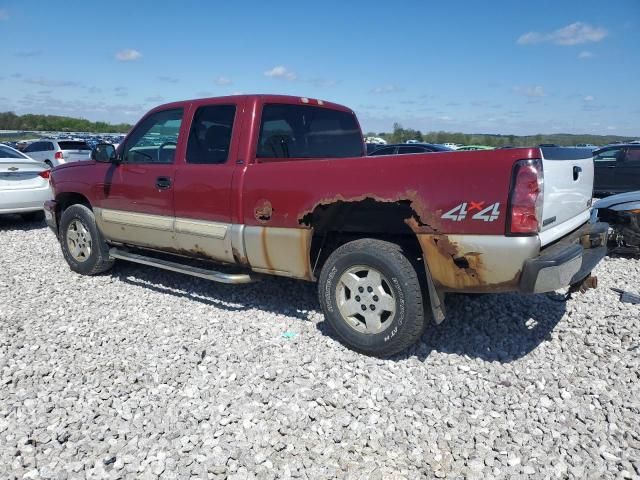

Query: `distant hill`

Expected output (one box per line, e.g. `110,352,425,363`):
1,111,635,147
0,111,131,134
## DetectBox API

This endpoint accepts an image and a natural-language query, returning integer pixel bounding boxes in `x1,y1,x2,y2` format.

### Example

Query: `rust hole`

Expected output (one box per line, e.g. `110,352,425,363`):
453,257,470,269
254,200,273,223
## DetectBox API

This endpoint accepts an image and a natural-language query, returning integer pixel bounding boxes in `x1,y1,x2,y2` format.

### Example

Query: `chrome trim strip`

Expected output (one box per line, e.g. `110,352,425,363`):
100,208,173,231
174,218,228,239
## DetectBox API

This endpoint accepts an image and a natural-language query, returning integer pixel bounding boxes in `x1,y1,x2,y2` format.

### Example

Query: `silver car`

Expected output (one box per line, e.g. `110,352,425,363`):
22,139,92,167
0,144,52,221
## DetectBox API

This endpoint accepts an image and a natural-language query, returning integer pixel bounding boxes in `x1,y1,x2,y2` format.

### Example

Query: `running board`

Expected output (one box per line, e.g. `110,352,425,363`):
109,248,256,284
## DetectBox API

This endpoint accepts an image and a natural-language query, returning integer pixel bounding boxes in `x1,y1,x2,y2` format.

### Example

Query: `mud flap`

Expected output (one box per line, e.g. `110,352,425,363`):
424,261,446,324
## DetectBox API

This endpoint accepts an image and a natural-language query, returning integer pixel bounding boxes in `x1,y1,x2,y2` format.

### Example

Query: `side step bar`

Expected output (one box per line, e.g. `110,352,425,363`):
109,248,256,284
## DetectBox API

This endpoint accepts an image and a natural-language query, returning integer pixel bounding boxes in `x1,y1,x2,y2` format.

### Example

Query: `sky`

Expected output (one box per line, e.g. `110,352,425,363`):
0,0,638,136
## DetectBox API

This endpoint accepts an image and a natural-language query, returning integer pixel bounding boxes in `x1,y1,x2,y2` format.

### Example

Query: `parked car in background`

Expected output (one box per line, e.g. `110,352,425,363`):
23,139,92,167
593,144,640,197
456,145,494,151
0,144,52,221
442,142,459,150
591,190,640,255
367,143,453,156
576,143,598,149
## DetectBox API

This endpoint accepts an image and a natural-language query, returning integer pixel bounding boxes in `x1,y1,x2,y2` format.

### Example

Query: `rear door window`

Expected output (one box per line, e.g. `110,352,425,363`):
257,104,362,159
625,147,640,164
186,105,236,164
24,142,44,153
594,148,623,162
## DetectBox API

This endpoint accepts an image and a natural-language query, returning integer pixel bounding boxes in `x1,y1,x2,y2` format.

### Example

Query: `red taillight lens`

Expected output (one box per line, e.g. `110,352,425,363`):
508,159,544,235
55,151,64,160
38,170,51,179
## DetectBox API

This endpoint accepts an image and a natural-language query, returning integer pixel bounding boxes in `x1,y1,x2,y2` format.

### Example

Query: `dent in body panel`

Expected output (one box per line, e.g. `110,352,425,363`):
417,234,540,292
244,226,314,280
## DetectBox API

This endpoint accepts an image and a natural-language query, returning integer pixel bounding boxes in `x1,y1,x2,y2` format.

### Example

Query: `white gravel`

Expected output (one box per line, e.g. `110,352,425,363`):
1,216,639,480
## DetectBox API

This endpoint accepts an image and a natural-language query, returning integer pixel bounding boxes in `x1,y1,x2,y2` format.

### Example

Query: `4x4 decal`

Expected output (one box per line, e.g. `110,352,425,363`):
441,202,501,222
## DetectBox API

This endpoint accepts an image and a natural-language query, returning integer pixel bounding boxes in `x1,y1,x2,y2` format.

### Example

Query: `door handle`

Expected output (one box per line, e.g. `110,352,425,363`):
607,165,616,169
573,165,582,181
156,176,172,190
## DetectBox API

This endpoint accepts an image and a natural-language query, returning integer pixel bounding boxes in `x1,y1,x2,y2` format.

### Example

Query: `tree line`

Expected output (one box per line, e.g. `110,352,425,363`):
367,123,633,147
0,111,131,134
1,111,633,146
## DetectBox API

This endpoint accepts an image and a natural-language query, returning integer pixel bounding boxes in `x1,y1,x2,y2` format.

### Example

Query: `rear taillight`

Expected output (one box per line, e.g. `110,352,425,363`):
507,158,544,235
55,151,64,160
38,170,51,179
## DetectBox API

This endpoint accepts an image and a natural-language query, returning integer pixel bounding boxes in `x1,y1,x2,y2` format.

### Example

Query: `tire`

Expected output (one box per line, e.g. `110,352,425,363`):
318,238,426,357
59,204,114,275
20,211,45,222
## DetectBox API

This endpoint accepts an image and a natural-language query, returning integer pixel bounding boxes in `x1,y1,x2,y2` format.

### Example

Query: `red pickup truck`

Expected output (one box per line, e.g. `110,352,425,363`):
44,94,608,356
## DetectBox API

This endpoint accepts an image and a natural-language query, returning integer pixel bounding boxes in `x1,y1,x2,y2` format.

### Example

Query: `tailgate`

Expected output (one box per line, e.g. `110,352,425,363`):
539,147,594,246
58,141,91,162
62,150,91,162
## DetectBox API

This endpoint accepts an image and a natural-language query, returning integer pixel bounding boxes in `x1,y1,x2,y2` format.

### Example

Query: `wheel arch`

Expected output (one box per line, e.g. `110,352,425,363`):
54,192,93,229
304,198,446,323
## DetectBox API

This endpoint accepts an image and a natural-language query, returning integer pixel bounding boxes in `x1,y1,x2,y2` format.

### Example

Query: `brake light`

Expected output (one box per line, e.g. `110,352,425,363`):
55,151,64,160
38,170,51,179
507,159,544,235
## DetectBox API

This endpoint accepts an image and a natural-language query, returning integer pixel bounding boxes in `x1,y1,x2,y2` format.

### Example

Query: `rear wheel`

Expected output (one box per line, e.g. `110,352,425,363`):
59,204,114,275
20,211,45,222
318,238,426,357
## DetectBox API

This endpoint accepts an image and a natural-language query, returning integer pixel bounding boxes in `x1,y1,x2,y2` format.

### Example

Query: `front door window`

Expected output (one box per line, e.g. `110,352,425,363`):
123,109,183,164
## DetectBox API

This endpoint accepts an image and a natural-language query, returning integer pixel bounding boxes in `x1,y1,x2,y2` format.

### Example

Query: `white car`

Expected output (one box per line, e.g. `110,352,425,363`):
0,144,52,221
22,139,92,167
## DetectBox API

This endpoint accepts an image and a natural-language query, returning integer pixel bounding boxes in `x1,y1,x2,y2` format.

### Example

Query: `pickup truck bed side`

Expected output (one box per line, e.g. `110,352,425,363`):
239,147,540,291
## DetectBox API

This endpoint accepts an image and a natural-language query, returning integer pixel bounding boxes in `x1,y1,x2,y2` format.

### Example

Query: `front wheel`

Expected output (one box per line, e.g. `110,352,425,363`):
59,204,114,275
318,238,426,357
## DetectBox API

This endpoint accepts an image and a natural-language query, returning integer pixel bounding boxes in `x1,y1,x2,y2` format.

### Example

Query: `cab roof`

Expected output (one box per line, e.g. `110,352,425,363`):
151,94,353,114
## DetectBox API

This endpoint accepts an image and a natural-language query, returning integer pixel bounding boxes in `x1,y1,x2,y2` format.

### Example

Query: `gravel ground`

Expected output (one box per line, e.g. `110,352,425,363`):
1,216,639,480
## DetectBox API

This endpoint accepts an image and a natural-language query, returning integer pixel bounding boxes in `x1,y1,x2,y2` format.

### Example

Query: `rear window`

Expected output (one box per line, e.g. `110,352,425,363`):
0,145,28,159
58,141,91,151
257,104,362,159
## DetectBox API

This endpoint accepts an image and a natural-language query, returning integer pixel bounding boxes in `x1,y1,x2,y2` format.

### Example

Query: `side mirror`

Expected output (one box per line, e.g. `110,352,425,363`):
92,143,119,163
